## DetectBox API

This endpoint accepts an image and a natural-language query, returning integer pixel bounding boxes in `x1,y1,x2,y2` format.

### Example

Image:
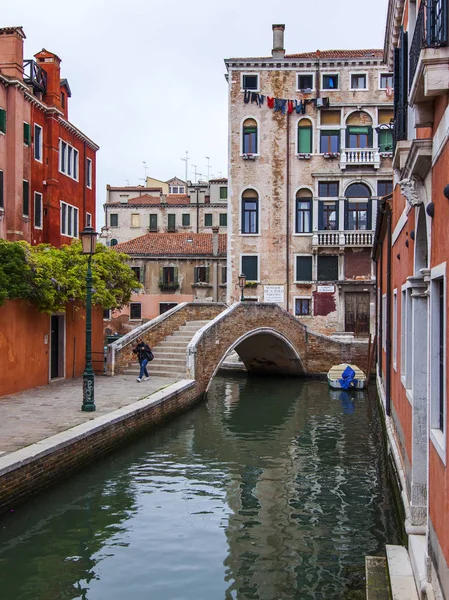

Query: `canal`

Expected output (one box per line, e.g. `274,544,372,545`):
0,375,402,600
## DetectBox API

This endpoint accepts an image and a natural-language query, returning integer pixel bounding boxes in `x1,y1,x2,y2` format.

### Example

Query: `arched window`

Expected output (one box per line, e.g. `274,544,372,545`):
346,111,373,148
295,189,312,233
298,119,312,154
241,189,258,234
110,238,118,246
242,118,258,154
345,183,371,230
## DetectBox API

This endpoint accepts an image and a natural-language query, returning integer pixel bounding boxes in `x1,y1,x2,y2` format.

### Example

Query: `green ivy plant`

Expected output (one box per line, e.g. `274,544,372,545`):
0,240,140,313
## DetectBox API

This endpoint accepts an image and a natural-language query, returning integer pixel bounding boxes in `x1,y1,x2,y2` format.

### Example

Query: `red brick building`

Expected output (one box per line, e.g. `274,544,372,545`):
374,1,449,597
0,26,98,246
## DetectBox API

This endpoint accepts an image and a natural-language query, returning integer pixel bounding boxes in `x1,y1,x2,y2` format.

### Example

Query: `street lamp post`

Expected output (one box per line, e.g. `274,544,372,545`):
238,273,246,302
80,226,98,412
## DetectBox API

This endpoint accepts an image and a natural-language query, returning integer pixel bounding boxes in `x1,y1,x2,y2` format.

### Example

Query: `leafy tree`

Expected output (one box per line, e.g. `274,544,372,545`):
0,240,140,313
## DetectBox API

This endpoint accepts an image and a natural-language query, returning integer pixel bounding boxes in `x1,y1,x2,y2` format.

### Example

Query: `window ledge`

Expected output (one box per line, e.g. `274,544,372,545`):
242,154,258,161
297,153,312,160
192,282,212,288
430,428,446,466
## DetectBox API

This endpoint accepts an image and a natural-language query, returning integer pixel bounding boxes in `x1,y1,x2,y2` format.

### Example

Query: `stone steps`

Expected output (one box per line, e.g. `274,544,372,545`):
365,545,419,600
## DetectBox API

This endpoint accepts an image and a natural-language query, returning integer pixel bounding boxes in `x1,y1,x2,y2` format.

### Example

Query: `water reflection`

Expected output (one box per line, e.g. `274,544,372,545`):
0,376,401,600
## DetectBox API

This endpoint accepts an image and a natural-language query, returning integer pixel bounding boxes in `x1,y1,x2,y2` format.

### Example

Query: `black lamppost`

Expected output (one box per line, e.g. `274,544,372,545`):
238,272,246,302
80,226,98,412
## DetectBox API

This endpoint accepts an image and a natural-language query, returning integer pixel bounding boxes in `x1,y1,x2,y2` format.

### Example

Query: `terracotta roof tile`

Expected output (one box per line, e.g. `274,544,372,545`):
114,233,227,256
165,195,191,205
226,49,383,61
127,194,161,205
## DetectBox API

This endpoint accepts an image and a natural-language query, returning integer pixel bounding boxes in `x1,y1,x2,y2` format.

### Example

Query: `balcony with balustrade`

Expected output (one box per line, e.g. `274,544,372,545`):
312,230,374,247
340,148,380,170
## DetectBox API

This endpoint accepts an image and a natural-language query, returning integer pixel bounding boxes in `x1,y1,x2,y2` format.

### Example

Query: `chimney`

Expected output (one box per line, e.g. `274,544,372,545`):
34,48,61,108
212,226,219,256
272,24,285,59
0,27,26,80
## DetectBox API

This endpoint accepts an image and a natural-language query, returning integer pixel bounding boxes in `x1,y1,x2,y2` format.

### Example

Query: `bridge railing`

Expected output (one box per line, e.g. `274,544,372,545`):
107,302,226,375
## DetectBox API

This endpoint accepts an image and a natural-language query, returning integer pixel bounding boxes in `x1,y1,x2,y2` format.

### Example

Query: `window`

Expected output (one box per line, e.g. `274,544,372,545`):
380,73,393,89
110,238,118,246
321,110,341,126
295,192,312,233
23,122,31,146
103,309,111,320
182,213,191,227
393,290,398,370
21,180,29,216
320,131,340,153
377,180,393,197
241,255,258,281
347,126,372,148
130,267,142,282
298,119,312,153
61,91,65,108
34,124,43,161
59,139,79,180
318,202,338,230
295,298,311,316
351,74,367,89
129,303,142,320
60,201,79,237
241,190,258,234
317,255,339,281
219,213,227,226
170,185,185,194
194,266,210,283
242,118,258,154
86,158,92,188
296,256,313,281
219,186,228,199
168,214,176,231
401,289,406,376
149,214,158,231
204,213,213,227
0,171,3,209
297,74,313,90
131,213,140,228
378,129,393,152
221,266,227,284
160,302,178,314
86,212,92,227
318,182,339,197
161,266,178,285
0,107,6,134
110,213,118,227
346,202,368,230
34,192,43,228
242,74,259,90
430,276,445,434
322,74,339,90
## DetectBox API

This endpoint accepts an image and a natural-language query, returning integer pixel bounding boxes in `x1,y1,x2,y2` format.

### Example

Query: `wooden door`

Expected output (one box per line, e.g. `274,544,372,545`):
345,292,370,335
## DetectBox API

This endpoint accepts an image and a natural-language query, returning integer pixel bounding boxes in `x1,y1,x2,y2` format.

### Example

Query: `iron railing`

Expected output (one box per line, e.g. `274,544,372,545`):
23,59,47,94
410,0,448,86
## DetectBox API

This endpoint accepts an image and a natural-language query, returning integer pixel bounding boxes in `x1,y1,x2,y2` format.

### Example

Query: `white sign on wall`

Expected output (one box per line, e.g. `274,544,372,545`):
264,285,285,303
317,285,335,293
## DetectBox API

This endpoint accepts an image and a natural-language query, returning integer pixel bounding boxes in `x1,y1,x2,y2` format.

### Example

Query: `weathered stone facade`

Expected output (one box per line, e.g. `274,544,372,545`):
225,26,394,337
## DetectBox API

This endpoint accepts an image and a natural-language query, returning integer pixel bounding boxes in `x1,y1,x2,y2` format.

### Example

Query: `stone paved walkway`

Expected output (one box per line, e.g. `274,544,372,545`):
0,374,177,456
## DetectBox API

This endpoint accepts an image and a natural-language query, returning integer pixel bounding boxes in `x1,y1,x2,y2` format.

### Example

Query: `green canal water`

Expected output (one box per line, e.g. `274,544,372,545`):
0,376,402,600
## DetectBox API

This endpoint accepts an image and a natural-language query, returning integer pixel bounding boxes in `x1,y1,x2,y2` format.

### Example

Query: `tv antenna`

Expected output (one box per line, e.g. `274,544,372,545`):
181,151,189,183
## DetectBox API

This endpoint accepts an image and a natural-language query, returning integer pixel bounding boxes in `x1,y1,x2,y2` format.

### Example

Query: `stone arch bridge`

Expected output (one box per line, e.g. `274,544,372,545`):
108,302,369,397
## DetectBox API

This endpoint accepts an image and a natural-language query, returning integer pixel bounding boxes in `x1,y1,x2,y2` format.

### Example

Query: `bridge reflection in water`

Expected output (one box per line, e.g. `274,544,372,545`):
0,376,401,600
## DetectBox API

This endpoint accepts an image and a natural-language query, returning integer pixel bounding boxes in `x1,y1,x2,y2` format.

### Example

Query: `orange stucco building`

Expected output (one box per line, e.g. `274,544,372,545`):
374,1,449,597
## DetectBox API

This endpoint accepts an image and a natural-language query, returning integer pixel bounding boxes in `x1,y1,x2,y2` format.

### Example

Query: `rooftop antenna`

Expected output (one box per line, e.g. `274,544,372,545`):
141,161,148,184
192,164,198,184
181,151,189,183
205,156,211,181
125,179,130,186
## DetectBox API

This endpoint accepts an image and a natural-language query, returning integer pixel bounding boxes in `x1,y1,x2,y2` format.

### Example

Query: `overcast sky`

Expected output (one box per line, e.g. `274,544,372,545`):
5,0,389,226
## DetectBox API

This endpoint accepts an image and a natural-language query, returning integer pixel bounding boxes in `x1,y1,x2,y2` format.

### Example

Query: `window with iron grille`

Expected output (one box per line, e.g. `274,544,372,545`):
129,303,142,320
296,256,313,281
317,255,339,281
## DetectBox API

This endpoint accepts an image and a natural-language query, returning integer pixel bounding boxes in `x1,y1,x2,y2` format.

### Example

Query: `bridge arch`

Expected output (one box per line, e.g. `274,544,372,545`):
205,327,306,392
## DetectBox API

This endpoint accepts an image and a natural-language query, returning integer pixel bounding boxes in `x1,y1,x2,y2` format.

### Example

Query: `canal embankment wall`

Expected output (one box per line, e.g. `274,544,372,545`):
0,380,200,516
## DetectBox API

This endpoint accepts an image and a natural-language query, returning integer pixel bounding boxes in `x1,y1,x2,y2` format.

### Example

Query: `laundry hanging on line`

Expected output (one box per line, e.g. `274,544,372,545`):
242,91,330,112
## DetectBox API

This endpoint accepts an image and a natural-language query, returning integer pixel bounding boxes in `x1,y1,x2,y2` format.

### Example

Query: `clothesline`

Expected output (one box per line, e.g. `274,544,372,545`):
243,90,330,115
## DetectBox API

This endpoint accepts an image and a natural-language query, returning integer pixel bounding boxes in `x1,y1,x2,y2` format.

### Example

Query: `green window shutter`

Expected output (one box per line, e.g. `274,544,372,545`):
205,213,212,227
219,187,228,199
139,266,144,284
173,266,179,283
296,256,312,281
298,127,312,153
0,108,6,134
168,214,176,231
0,171,4,209
242,256,258,281
149,214,157,230
160,267,165,283
23,122,31,146
205,266,210,283
22,180,29,216
194,266,199,283
379,130,393,152
219,213,227,226
182,213,190,226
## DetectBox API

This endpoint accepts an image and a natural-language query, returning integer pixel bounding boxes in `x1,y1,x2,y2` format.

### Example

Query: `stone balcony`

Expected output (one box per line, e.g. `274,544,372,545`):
312,230,374,247
340,148,380,170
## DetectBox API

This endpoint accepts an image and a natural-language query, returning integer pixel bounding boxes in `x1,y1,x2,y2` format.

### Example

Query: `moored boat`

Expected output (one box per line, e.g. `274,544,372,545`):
327,363,366,390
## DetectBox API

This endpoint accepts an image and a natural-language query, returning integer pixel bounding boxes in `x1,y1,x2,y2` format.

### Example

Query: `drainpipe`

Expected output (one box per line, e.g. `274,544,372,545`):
212,226,219,302
286,110,290,313
385,207,392,416
378,239,383,379
315,51,321,99
196,186,200,233
83,141,87,223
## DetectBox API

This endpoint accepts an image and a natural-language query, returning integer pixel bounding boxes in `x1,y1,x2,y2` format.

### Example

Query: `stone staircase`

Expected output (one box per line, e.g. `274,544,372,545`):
124,320,210,379
366,545,420,600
